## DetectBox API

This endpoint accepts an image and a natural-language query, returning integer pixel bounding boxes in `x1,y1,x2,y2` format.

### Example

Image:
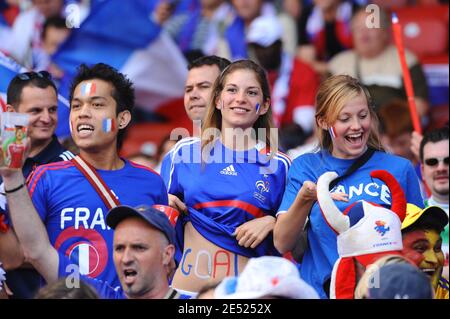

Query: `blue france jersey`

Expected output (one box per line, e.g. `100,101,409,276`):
278,149,424,298
167,139,291,262
28,159,168,289
161,137,199,187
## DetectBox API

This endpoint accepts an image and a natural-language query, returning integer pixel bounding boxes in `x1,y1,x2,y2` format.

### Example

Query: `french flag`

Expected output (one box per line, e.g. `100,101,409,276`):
329,126,337,139
68,242,100,276
0,52,70,136
102,118,115,132
80,82,96,96
52,0,188,118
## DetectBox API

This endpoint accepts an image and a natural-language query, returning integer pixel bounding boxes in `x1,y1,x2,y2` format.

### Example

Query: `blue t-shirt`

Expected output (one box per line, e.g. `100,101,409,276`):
278,149,424,298
160,137,199,188
167,138,291,263
28,159,168,289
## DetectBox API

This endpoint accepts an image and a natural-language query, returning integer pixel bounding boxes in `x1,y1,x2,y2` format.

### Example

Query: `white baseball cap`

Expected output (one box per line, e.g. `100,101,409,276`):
246,15,283,47
213,256,319,299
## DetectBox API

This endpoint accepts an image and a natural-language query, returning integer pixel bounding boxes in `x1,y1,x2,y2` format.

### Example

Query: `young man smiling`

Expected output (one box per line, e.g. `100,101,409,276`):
0,70,73,299
0,63,168,291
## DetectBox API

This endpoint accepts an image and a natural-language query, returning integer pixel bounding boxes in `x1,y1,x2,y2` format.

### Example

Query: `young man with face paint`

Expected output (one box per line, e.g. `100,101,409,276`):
0,64,168,292
401,204,448,299
273,75,424,298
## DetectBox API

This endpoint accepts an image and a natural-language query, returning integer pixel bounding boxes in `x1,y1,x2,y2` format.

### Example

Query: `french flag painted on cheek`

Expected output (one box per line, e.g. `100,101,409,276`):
329,126,337,139
103,118,115,133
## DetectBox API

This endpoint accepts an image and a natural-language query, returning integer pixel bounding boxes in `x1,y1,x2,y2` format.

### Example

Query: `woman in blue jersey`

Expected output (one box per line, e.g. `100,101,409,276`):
273,74,424,299
166,60,290,295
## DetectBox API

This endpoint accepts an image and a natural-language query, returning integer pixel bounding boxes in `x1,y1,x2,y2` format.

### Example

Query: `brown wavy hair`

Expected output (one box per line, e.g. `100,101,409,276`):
201,59,276,156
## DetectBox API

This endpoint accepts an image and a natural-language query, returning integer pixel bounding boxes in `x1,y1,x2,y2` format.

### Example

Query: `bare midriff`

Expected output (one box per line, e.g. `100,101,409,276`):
171,222,249,292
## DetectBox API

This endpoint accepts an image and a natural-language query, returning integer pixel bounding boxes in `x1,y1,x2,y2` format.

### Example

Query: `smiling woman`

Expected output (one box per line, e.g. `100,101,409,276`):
167,60,291,294
273,74,424,299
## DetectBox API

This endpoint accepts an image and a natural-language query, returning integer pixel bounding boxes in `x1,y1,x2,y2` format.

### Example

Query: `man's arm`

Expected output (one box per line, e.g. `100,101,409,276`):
0,228,25,270
1,169,59,284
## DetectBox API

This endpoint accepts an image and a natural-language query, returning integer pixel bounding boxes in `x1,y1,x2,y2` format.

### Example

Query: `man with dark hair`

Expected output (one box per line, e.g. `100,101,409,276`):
184,55,230,127
0,63,168,293
38,15,70,75
188,55,231,72
5,71,71,176
0,70,72,299
418,126,449,282
41,15,70,56
69,63,135,149
160,55,230,186
402,203,449,299
419,126,449,209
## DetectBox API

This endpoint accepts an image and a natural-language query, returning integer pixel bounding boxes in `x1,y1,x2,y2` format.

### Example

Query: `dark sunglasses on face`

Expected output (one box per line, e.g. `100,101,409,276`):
17,71,52,81
424,157,449,167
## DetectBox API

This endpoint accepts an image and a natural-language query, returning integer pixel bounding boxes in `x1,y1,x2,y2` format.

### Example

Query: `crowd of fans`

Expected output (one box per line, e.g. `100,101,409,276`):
0,0,448,300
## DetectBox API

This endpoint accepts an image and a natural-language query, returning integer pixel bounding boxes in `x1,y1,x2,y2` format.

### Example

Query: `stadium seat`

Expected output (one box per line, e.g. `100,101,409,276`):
395,5,448,64
395,5,449,112
120,122,184,158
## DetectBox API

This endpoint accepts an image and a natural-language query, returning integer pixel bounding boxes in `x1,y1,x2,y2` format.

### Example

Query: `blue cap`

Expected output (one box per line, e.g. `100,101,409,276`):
106,205,175,245
368,263,434,299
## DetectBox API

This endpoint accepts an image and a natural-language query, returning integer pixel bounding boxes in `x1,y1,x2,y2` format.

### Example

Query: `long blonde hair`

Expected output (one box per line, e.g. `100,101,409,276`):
315,75,383,153
201,60,276,155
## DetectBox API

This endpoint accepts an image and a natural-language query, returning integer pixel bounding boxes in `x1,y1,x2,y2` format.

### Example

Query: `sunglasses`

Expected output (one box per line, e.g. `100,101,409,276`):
17,71,52,81
424,157,449,167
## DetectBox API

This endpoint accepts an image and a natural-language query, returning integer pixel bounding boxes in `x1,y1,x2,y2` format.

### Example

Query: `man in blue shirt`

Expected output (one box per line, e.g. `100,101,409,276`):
0,64,168,295
0,70,73,298
2,195,188,298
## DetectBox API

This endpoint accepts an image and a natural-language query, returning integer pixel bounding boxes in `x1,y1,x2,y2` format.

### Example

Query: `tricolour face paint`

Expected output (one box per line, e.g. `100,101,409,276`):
329,126,337,139
255,103,260,114
102,118,115,133
80,82,96,96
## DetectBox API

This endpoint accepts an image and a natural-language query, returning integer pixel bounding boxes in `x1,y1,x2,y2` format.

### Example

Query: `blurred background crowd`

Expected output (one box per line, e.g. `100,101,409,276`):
0,0,448,169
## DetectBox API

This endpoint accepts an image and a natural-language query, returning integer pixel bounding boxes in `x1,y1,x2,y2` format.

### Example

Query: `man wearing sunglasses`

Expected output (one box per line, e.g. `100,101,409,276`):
0,70,73,299
419,126,449,281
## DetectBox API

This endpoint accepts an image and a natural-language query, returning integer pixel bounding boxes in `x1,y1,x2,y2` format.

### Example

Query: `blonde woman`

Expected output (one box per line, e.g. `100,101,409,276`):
273,74,424,298
166,60,291,295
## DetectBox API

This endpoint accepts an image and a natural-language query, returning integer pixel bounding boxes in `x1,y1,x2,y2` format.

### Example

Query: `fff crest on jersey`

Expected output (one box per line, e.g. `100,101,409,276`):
253,180,270,203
